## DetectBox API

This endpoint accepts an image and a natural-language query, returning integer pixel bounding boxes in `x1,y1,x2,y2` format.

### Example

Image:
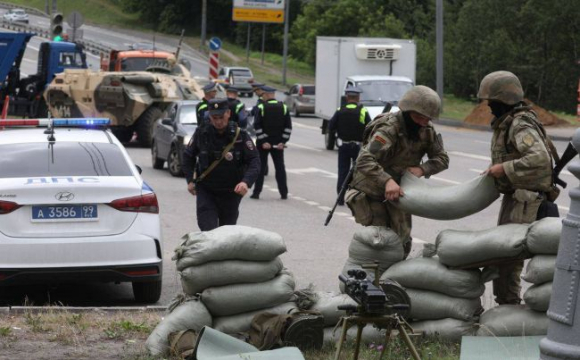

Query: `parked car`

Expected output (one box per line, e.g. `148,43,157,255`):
3,8,29,24
0,118,163,303
151,100,199,177
216,67,254,97
284,84,315,117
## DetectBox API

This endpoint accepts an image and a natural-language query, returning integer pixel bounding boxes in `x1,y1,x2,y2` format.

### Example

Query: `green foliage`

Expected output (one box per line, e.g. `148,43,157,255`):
0,327,11,337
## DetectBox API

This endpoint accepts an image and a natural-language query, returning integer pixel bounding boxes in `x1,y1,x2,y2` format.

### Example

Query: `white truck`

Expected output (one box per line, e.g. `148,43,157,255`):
316,37,416,149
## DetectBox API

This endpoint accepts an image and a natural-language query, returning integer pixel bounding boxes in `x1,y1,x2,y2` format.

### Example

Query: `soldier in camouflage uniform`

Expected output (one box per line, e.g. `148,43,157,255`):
478,70,554,305
346,85,449,257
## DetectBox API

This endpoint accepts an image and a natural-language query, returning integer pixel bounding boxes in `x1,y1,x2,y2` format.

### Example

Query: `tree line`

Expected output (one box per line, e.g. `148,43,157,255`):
119,0,580,113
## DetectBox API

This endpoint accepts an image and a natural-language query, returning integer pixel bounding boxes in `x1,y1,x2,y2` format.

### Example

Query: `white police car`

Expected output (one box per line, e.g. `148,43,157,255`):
0,118,162,303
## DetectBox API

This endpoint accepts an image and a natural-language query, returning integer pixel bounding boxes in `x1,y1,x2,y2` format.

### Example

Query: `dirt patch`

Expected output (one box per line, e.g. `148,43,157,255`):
465,100,568,127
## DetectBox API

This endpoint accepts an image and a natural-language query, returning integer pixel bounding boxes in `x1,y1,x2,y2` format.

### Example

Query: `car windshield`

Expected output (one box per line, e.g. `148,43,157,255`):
302,86,315,95
59,52,85,67
13,10,25,15
0,142,133,178
121,57,169,71
356,81,413,103
231,69,252,77
179,105,198,125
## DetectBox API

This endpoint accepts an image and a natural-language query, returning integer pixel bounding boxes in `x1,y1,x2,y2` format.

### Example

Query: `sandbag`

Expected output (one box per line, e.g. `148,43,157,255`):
310,292,358,326
213,302,297,334
526,217,562,255
348,226,405,270
323,325,385,344
523,282,552,312
476,305,548,337
201,271,296,317
433,224,529,267
406,288,482,322
173,226,286,270
146,297,212,356
381,257,485,299
392,172,499,220
180,258,284,295
410,318,476,342
521,255,556,285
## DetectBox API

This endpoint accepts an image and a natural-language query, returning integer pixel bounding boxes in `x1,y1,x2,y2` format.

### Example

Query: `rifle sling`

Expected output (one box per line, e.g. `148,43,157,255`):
195,127,240,184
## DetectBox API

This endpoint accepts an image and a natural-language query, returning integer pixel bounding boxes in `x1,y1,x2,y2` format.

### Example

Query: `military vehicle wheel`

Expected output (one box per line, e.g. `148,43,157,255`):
325,131,336,150
112,128,134,143
132,280,162,303
168,145,183,177
151,141,165,170
136,107,163,148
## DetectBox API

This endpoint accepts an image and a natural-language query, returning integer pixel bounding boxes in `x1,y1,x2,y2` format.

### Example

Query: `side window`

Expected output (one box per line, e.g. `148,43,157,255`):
218,68,225,76
169,105,178,119
346,81,354,89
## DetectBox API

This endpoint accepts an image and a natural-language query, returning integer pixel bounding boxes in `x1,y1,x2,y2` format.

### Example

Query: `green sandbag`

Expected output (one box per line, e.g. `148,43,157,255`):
310,292,358,326
213,302,297,334
349,226,405,272
523,282,552,312
521,255,556,285
526,217,562,255
476,305,548,337
406,288,482,322
410,318,476,342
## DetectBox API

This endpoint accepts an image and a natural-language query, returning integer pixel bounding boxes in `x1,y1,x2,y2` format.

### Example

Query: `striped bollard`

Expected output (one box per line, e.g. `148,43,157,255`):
209,52,219,80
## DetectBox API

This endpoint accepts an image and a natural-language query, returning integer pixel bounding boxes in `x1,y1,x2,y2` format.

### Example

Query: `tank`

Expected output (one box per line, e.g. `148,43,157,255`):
43,63,204,147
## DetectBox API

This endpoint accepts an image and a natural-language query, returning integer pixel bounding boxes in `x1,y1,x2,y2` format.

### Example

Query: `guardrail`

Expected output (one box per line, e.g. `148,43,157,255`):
0,1,48,18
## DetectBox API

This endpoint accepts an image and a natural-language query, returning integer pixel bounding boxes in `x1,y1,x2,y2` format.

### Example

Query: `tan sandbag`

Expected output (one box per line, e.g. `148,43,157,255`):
526,217,562,255
310,292,358,326
381,257,485,299
406,288,482,322
410,318,476,342
392,173,499,220
201,270,296,317
523,282,552,312
180,258,284,295
476,305,548,337
173,225,286,270
521,255,556,285
213,302,297,334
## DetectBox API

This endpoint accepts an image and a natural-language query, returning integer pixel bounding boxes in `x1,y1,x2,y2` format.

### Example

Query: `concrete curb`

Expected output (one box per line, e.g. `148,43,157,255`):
434,117,574,142
0,306,167,315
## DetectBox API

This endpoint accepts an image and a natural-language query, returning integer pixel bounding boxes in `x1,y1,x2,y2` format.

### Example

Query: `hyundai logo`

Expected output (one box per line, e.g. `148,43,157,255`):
55,191,75,201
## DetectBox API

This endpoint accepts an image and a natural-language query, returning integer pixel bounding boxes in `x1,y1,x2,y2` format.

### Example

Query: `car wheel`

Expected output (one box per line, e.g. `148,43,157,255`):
325,131,336,150
293,105,301,117
132,280,162,304
151,141,165,170
168,145,183,177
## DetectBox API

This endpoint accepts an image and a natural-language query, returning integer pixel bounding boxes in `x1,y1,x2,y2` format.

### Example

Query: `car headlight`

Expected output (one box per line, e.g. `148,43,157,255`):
183,135,192,145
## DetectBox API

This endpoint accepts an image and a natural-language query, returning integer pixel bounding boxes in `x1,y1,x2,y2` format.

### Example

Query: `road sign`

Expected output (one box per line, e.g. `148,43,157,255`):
233,0,285,23
209,37,222,52
209,52,219,80
67,11,84,29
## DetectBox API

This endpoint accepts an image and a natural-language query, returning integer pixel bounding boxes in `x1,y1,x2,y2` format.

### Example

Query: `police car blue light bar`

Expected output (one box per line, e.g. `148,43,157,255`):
0,118,110,127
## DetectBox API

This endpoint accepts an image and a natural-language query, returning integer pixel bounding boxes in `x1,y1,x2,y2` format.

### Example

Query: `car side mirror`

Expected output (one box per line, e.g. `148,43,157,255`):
135,165,143,174
161,118,173,126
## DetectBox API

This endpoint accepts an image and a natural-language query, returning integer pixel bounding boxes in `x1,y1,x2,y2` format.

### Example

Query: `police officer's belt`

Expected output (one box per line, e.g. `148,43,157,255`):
195,127,241,184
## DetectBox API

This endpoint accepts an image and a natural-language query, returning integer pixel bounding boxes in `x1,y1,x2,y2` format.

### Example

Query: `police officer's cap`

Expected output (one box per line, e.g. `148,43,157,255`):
207,98,229,116
224,85,239,93
345,86,363,95
261,85,276,93
251,82,265,89
203,82,218,93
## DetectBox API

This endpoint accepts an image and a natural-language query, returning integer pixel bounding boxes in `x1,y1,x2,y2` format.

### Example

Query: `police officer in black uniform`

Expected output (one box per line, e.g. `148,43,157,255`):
182,98,260,231
224,85,248,129
251,86,292,200
328,87,371,205
196,82,218,125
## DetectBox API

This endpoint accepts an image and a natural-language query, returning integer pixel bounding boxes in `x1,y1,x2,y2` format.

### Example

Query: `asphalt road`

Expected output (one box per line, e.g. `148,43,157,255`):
0,13,576,308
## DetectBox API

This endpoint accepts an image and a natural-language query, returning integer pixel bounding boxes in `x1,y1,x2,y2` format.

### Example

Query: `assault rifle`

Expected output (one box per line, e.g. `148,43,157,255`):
325,160,356,226
553,141,578,189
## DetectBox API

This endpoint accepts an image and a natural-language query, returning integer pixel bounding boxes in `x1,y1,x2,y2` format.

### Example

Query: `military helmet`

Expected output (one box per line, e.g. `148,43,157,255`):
477,71,524,106
398,85,441,119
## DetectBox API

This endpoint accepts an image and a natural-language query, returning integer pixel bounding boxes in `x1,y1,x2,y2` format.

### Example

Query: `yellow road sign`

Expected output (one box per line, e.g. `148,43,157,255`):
233,8,285,23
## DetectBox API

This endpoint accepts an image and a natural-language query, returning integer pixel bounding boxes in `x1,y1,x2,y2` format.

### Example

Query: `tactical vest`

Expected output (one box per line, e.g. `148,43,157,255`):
260,100,286,136
198,127,245,190
336,103,366,142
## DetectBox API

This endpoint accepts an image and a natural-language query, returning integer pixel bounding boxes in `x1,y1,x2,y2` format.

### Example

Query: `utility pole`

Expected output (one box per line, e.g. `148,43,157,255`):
261,24,266,65
200,0,207,52
246,23,251,63
436,0,444,112
51,0,57,13
45,0,50,15
282,0,290,85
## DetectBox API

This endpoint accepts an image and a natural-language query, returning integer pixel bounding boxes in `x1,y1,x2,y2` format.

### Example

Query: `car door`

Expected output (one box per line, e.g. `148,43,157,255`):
157,104,178,159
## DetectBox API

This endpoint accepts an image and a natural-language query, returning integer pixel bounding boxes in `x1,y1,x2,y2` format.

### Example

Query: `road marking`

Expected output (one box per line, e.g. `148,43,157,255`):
318,206,331,211
305,201,320,206
469,168,485,173
448,151,491,161
558,205,569,211
287,167,337,179
22,58,35,64
430,176,461,185
293,122,320,131
412,237,427,244
475,140,490,144
287,143,323,152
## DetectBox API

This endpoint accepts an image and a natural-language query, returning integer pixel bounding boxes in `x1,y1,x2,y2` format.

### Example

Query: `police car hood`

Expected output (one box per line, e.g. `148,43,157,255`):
0,176,145,238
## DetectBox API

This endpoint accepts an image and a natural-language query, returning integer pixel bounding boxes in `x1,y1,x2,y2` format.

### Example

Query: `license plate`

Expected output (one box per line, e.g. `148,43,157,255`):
31,204,98,222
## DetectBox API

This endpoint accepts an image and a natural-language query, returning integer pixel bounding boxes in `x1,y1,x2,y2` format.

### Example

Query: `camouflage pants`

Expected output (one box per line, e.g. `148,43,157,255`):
493,191,542,305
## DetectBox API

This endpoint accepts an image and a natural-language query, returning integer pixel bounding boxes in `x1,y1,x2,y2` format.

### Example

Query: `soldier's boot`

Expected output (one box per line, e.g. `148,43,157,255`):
283,312,324,351
493,260,524,305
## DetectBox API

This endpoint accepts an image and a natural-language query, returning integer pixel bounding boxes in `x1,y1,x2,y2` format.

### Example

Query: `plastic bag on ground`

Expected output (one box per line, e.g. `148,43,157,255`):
434,224,529,267
310,292,358,326
213,302,297,334
526,217,562,255
476,305,548,337
173,225,286,270
146,297,212,356
521,255,556,285
201,270,296,317
348,226,405,271
523,282,552,312
180,258,284,295
410,318,476,342
406,288,482,322
392,173,499,220
381,257,485,299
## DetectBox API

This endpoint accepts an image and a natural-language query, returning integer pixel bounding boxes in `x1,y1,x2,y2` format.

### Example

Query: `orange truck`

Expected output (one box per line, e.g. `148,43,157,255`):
100,49,176,72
